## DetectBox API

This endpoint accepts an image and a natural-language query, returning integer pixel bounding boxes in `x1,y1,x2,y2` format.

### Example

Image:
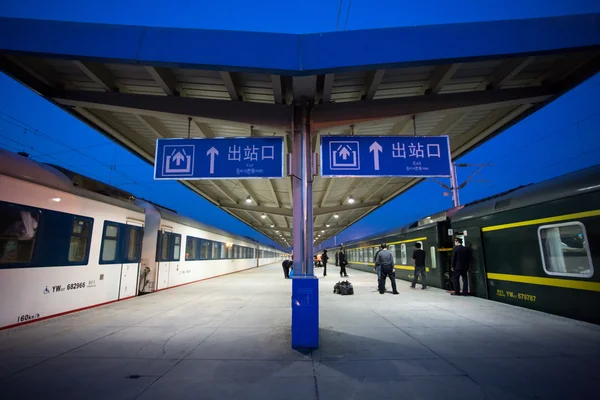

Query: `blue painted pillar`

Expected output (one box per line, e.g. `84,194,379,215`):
291,99,319,349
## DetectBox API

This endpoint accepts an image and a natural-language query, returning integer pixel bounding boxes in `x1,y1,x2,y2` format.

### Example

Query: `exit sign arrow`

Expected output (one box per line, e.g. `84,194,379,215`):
369,141,382,170
207,147,219,174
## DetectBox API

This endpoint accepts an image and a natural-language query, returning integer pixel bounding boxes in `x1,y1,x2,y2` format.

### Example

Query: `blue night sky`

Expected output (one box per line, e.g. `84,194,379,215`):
1,1,600,251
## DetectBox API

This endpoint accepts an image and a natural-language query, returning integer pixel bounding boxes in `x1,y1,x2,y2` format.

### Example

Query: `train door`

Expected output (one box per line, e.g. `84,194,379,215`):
454,229,488,298
156,229,172,290
119,221,143,300
464,229,488,299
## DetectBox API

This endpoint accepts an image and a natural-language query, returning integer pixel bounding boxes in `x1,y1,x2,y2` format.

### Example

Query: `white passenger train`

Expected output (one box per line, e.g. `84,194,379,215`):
0,148,286,330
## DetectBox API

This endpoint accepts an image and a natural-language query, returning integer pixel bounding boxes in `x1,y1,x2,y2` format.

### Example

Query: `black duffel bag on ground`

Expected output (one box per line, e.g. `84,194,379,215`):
333,280,354,295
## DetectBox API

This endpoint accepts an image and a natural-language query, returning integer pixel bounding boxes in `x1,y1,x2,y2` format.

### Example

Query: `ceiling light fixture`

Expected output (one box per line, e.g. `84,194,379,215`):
51,197,61,202
348,196,355,204
261,213,266,219
334,213,339,219
326,224,330,227
245,196,252,203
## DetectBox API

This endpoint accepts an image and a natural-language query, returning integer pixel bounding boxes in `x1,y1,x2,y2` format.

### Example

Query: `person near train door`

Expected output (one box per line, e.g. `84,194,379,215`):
451,238,470,296
322,250,329,277
338,247,349,277
411,243,427,289
376,243,399,295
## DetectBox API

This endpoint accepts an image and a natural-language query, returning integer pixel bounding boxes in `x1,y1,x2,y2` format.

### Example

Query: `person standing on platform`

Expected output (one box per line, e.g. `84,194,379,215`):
322,250,329,277
451,238,470,296
338,248,349,277
374,244,384,289
376,243,399,295
282,257,291,279
410,243,427,289
335,251,339,266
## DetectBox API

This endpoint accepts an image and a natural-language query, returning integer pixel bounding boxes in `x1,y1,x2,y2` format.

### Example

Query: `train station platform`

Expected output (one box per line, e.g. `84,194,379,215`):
1,264,599,400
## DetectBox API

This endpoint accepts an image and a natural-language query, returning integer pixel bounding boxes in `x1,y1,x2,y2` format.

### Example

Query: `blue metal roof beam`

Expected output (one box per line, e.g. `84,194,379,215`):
1,14,599,75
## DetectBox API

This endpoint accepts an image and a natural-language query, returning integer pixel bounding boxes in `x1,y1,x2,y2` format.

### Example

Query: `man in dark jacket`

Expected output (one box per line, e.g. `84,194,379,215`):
282,258,291,279
322,250,329,277
411,242,427,289
450,238,470,295
376,243,399,295
338,248,348,277
373,244,384,289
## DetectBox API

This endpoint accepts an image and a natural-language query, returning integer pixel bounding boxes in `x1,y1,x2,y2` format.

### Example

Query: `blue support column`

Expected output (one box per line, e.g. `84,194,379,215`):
291,276,319,348
291,99,319,349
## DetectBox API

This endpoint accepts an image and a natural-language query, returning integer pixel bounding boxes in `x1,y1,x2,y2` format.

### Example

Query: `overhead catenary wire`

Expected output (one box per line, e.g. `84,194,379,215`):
0,112,143,187
344,0,352,30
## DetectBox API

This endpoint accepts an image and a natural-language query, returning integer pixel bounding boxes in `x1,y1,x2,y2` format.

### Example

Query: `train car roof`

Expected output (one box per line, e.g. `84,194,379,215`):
453,164,600,223
0,148,144,213
327,206,462,249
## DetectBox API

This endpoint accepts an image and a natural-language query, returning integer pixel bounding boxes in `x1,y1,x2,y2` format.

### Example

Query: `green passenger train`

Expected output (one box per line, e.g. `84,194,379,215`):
327,165,600,324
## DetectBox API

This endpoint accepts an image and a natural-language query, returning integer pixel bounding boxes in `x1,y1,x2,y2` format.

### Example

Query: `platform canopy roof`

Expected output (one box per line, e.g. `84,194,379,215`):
2,14,600,247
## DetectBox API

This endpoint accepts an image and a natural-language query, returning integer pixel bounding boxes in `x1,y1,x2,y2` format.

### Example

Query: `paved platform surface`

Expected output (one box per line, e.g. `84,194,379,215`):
1,264,599,400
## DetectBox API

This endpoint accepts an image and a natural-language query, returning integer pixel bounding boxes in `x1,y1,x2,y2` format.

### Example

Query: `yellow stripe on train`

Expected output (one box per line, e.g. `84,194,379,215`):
352,261,430,272
487,273,600,292
481,210,600,232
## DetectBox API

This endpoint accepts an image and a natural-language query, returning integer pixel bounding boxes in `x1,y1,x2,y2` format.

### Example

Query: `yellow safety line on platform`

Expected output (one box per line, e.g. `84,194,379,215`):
482,210,600,232
487,273,600,292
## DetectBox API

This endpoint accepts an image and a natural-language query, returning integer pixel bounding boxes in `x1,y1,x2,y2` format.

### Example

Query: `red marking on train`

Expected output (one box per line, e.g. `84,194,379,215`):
1,296,134,330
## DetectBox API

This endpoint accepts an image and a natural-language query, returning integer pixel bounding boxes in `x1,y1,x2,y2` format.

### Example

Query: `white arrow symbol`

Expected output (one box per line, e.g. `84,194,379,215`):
207,147,219,174
339,146,351,160
369,141,383,171
172,151,185,166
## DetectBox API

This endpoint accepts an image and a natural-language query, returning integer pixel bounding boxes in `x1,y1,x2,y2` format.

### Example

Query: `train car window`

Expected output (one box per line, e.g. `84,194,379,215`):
220,242,227,259
186,237,197,260
125,228,141,262
388,245,395,259
0,203,40,264
538,222,594,278
102,223,120,262
159,233,170,261
172,234,181,261
200,240,211,260
68,218,91,262
430,246,437,269
368,247,374,262
212,241,221,259
400,244,407,265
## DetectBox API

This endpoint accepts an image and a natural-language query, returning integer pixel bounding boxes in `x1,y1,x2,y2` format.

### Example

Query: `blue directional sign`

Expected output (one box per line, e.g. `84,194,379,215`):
320,136,451,178
154,137,284,180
